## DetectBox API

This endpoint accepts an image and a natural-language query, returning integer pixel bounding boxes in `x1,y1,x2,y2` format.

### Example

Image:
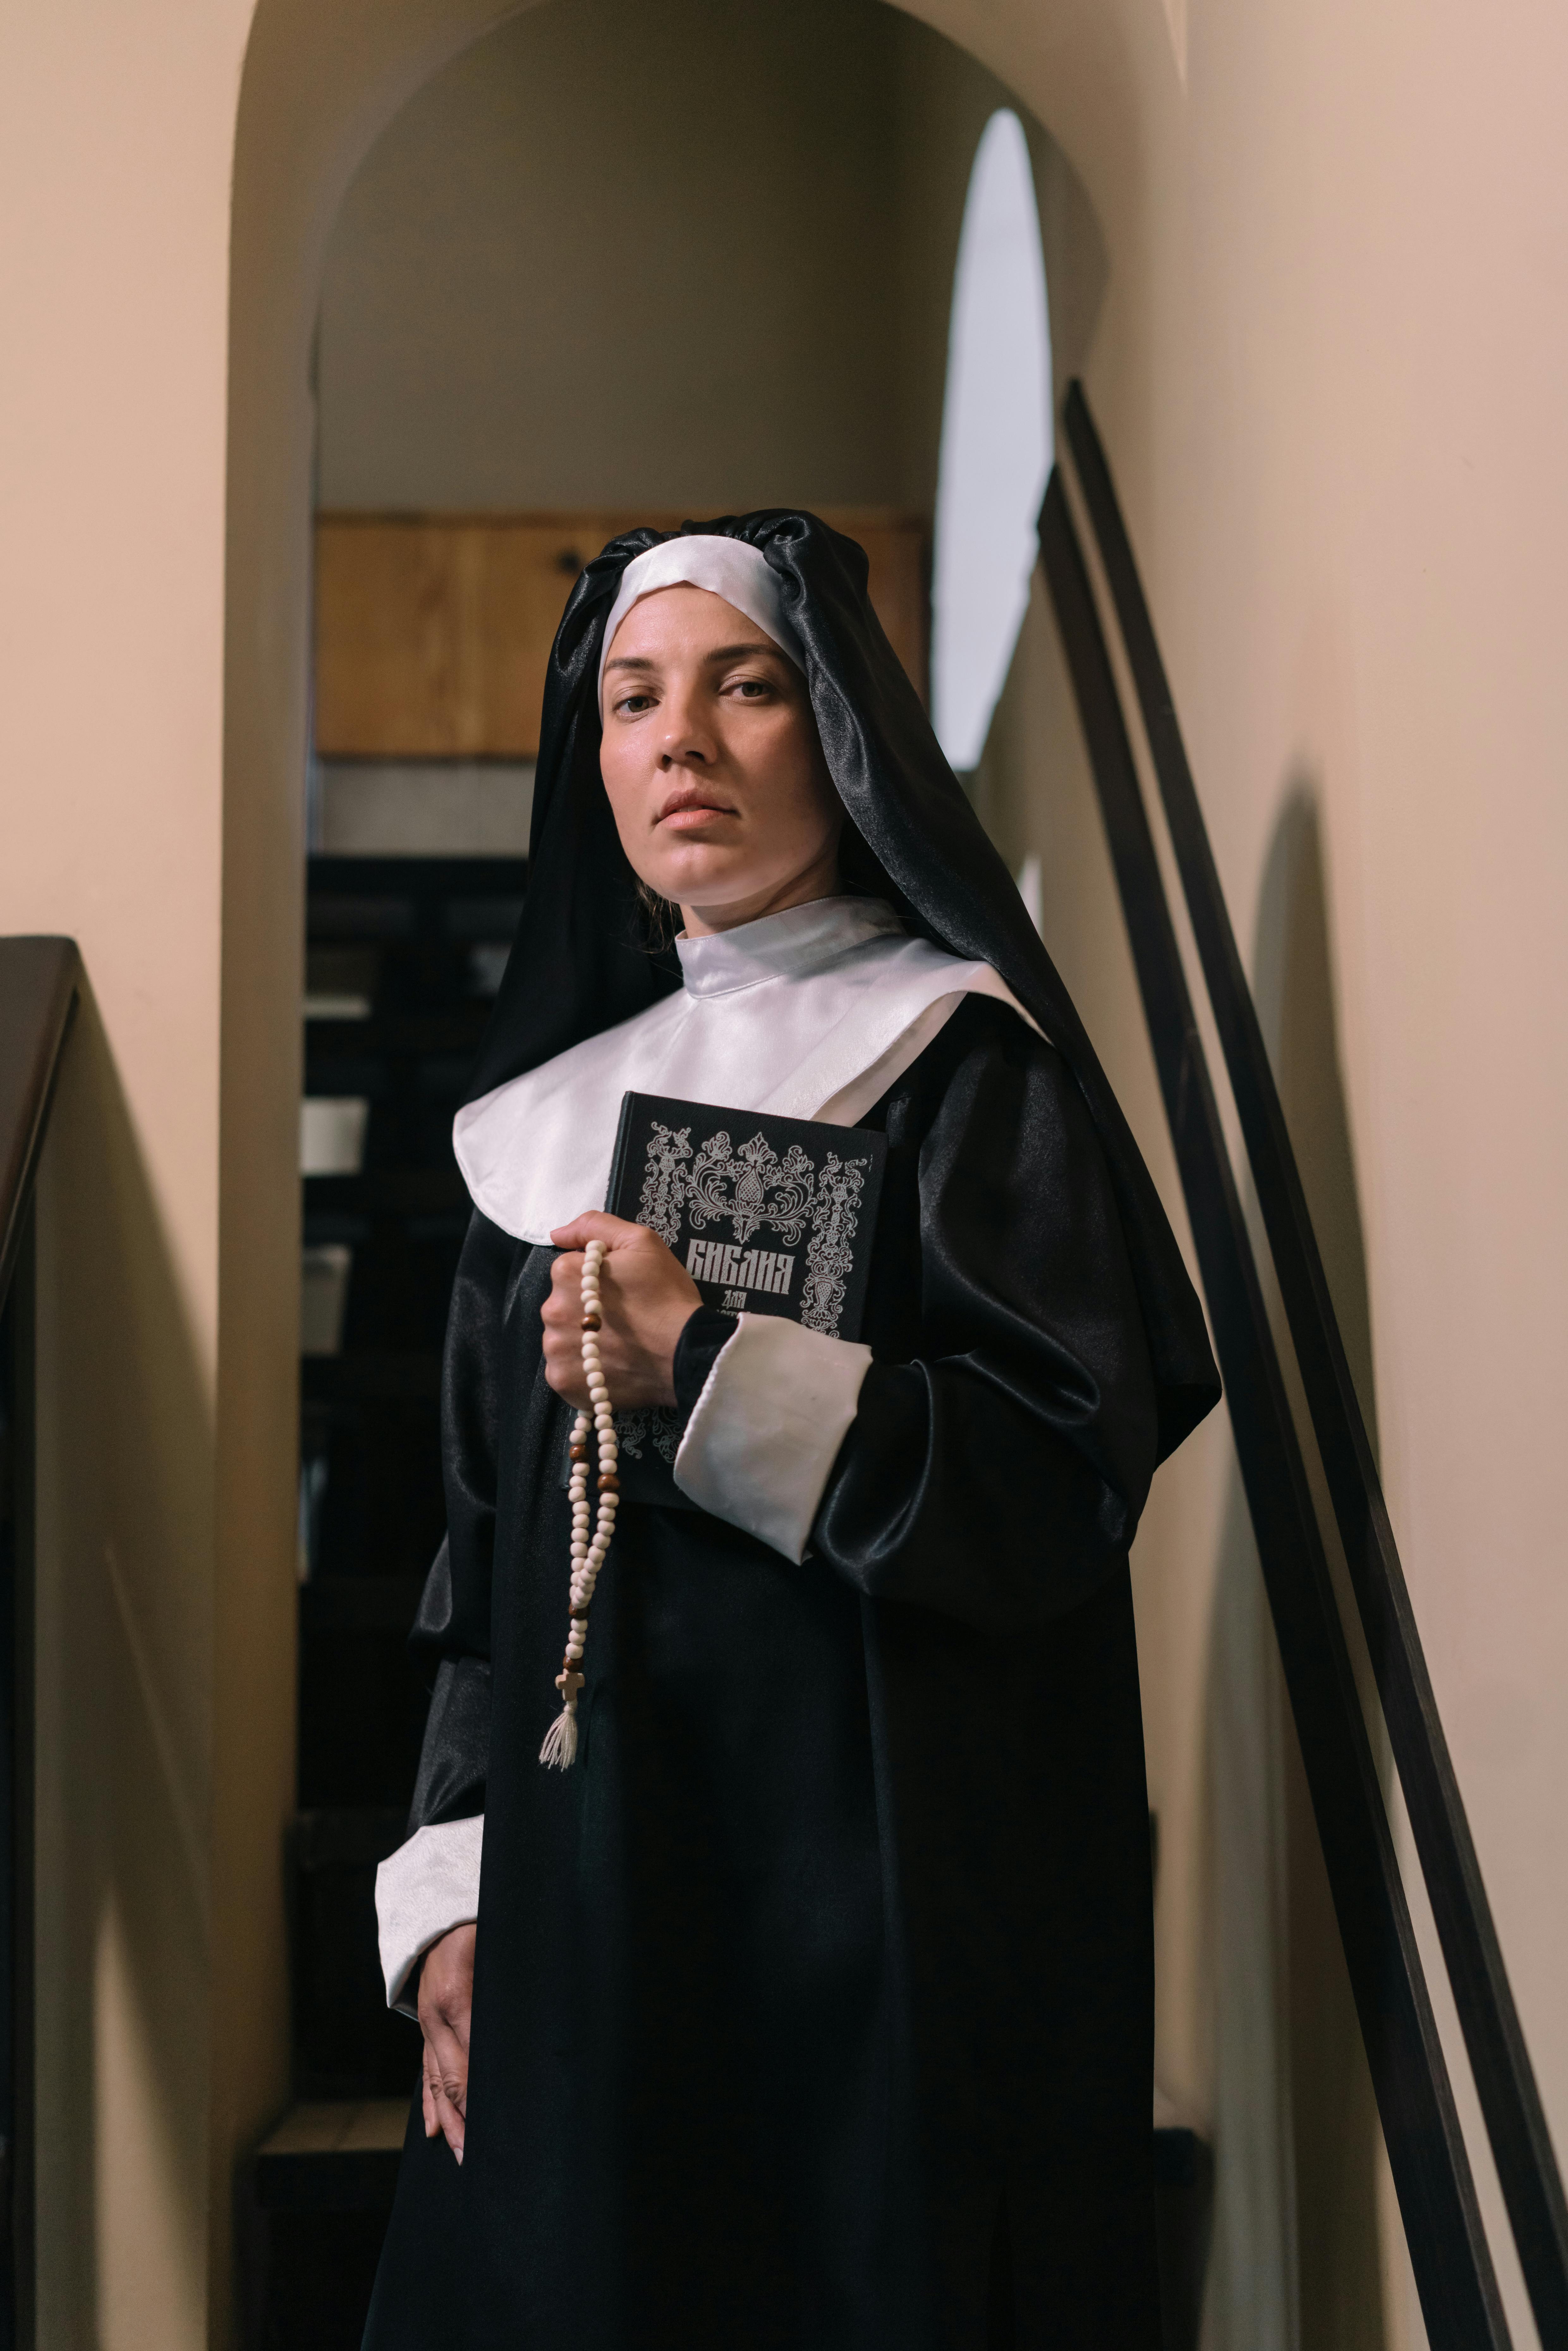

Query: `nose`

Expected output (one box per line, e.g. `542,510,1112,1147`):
655,678,717,770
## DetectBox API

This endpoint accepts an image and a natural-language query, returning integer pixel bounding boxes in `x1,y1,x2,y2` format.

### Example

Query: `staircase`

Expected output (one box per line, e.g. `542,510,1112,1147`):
247,856,525,2345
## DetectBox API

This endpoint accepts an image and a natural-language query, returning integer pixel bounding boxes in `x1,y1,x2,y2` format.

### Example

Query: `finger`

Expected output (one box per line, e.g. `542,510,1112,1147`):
438,1992,473,2063
433,2073,465,2163
422,2061,437,2139
424,2037,467,2161
542,1348,590,1404
435,2063,466,2161
542,1255,583,1310
426,2019,469,2118
550,1211,647,1251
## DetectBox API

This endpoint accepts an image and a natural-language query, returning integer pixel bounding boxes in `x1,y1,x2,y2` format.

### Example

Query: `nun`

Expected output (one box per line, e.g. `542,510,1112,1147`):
363,513,1219,2351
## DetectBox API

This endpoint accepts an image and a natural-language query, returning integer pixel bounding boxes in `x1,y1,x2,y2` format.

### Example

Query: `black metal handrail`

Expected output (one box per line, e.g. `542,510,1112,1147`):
1038,468,1512,2347
1058,381,1568,2348
0,940,78,1317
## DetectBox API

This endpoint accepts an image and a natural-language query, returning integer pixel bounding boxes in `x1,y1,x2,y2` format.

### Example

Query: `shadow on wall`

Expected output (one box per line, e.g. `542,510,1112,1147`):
1202,1468,1295,2351
33,989,216,2344
1254,785,1379,1438
970,555,1388,2350
1202,785,1387,2351
1258,785,1387,2351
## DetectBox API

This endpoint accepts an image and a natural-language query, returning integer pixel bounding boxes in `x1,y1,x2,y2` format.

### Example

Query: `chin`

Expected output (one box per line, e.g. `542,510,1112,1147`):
649,849,751,901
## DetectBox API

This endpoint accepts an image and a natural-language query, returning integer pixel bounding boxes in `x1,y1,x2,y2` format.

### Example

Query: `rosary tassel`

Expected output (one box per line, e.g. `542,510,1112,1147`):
540,1238,618,1769
538,1703,578,1772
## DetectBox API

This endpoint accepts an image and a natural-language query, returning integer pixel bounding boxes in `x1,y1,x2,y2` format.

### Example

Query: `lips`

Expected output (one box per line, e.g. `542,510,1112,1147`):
655,785,738,826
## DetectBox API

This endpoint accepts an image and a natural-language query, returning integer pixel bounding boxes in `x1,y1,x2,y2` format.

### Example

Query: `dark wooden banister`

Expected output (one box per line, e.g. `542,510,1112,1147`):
0,940,79,1315
1057,380,1568,2349
0,933,76,2347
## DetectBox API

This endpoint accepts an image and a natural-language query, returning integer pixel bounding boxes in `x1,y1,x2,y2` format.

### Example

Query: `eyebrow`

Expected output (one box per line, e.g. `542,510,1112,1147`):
604,640,784,675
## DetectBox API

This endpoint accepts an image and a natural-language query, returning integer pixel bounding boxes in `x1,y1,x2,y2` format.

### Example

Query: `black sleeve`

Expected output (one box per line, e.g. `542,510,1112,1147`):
815,1011,1160,1628
404,1209,518,1832
672,1306,740,1403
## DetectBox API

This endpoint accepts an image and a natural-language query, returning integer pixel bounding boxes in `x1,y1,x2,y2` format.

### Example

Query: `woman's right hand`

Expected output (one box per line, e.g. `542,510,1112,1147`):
418,1922,476,2162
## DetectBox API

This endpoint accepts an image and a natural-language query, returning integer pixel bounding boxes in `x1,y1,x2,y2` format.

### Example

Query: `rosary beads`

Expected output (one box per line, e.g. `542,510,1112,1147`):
539,1238,618,1769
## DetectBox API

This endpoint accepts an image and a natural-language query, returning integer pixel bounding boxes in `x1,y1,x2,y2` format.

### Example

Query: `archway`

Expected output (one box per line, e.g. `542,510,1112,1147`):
211,5,1217,2346
932,105,1054,772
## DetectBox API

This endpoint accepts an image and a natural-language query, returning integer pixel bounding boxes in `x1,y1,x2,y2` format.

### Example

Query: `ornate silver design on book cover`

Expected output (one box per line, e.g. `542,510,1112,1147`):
632,1118,872,1339
584,1092,887,1509
800,1153,868,1335
635,1122,694,1247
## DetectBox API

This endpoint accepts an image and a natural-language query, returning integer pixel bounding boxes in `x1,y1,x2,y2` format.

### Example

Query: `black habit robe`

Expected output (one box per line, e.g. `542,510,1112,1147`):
361,512,1220,2350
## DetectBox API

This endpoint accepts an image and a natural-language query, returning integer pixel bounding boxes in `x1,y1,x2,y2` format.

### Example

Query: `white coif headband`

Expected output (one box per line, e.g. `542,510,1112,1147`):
597,535,807,706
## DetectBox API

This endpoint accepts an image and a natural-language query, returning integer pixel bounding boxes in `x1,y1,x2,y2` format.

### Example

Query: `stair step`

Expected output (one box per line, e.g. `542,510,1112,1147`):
294,1807,408,1868
1152,2121,1207,2186
290,1811,415,2094
301,1577,424,1635
302,1352,441,1402
255,2099,408,2213
305,1169,468,1217
250,2106,1212,2261
306,856,526,949
1152,2125,1213,2350
302,1048,477,1098
305,1012,489,1057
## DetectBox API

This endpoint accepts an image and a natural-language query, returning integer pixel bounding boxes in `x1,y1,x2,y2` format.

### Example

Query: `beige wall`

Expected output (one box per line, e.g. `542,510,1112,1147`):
0,3,256,2342
953,0,1568,2340
313,0,1101,521
319,0,908,512
316,0,1079,525
976,577,1391,2343
3,0,1565,2341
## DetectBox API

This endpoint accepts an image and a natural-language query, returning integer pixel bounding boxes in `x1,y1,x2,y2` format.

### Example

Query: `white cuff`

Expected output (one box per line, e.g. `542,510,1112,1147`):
375,1816,484,2015
673,1314,872,1562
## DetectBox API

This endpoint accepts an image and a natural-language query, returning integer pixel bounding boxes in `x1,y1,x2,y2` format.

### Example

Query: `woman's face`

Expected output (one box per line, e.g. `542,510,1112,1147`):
599,584,842,936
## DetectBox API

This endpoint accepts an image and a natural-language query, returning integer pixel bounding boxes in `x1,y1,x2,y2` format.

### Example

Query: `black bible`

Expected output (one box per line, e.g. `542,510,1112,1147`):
582,1092,887,1505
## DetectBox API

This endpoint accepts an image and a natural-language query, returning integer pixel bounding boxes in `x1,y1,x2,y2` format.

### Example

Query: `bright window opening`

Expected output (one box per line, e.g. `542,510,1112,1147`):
931,109,1053,774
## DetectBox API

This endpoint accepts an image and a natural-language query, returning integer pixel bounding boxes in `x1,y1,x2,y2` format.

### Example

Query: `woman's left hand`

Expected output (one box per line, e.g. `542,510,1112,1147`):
544,1213,703,1410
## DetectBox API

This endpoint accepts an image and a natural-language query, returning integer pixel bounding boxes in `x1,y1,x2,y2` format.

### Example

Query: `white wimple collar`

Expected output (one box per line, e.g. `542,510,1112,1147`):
452,896,1039,1244
675,894,902,994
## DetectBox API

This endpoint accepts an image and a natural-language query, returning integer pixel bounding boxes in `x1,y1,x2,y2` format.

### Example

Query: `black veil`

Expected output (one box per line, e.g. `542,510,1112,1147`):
465,509,1218,1458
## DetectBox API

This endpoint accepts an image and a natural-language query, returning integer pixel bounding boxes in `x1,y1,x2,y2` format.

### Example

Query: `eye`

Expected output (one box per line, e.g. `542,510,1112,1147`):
729,676,775,700
614,690,657,716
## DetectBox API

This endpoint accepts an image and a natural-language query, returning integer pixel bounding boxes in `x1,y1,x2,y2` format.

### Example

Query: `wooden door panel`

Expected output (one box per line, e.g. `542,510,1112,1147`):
315,510,926,759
